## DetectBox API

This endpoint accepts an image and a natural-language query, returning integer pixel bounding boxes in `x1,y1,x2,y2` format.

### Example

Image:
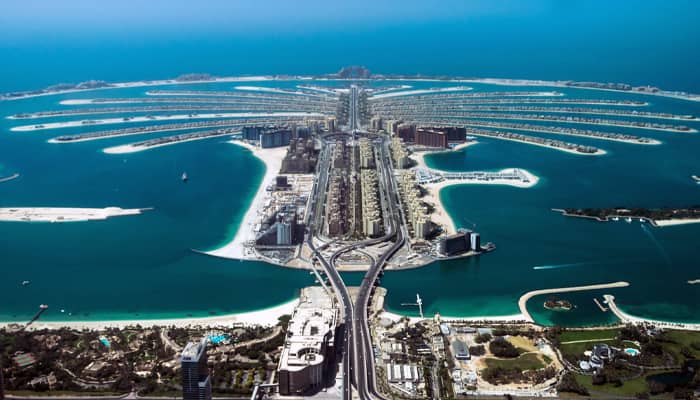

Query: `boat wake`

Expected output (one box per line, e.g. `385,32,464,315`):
640,223,671,266
532,262,587,270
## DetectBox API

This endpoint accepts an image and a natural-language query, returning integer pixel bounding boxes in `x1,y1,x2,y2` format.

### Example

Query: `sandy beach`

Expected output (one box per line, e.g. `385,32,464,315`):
458,78,700,103
102,131,235,154
421,169,539,235
204,141,287,260
518,282,630,322
465,132,607,155
411,144,539,234
411,141,480,170
4,75,698,104
0,207,151,223
11,112,323,132
380,310,528,326
654,218,700,227
234,85,323,96
369,86,473,99
1,76,274,102
462,123,663,145
603,295,700,331
1,299,298,331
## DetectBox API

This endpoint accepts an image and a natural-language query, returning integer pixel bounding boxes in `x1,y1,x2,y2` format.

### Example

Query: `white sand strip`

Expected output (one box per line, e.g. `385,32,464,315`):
370,86,473,99
421,169,539,235
102,131,235,154
1,298,298,330
411,144,539,234
518,282,630,322
654,218,700,227
459,78,700,103
204,141,287,260
462,123,663,144
604,295,700,331
11,112,323,132
297,85,342,95
2,76,273,102
234,86,318,96
467,132,607,155
0,207,152,223
380,311,527,325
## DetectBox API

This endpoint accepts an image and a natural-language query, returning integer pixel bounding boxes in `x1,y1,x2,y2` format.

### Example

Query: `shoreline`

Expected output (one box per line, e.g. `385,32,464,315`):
369,86,473,99
0,298,298,330
11,112,323,132
552,208,700,228
459,78,700,103
0,76,274,102
461,123,662,145
3,75,699,103
380,310,528,326
517,281,630,322
466,132,607,155
421,169,540,235
0,207,152,223
412,144,539,235
603,295,700,331
654,218,700,227
102,131,235,154
203,141,287,260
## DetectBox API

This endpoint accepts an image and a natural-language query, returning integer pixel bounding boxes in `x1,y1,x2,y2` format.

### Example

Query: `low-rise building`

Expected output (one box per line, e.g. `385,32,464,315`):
278,287,338,396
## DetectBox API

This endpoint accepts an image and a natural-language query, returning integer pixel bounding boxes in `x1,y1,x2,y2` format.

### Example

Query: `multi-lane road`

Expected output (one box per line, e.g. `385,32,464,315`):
304,86,406,400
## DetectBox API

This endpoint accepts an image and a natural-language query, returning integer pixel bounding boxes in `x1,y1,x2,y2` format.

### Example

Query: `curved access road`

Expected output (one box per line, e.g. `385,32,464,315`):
518,281,630,322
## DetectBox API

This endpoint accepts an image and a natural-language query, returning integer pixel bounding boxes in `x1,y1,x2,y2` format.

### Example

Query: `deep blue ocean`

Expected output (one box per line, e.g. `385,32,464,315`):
1,1,699,326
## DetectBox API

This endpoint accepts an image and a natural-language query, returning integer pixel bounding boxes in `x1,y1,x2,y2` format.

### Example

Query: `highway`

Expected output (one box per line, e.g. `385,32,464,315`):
305,86,404,400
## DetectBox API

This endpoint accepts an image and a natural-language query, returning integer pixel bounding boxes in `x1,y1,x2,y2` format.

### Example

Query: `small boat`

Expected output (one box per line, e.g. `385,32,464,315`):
181,172,188,182
612,217,619,221
626,217,632,223
21,280,30,286
39,304,49,309
692,175,700,183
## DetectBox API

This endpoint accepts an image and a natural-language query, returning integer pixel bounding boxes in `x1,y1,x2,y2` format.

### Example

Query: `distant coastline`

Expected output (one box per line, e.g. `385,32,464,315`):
552,207,700,227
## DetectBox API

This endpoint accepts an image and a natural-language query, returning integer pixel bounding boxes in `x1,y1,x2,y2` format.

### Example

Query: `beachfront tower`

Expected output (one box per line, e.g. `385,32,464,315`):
0,356,4,400
181,339,212,400
470,232,481,252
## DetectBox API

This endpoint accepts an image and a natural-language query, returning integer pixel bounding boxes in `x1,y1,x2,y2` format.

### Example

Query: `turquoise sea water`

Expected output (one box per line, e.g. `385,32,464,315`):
381,86,700,325
1,79,699,327
0,90,315,321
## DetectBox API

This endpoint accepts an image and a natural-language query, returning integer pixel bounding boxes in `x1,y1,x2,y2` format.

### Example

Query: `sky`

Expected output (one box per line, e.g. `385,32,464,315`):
1,0,699,92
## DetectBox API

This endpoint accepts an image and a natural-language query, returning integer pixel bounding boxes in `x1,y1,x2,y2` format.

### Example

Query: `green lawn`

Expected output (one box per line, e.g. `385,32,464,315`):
560,339,620,359
484,353,545,371
559,329,620,343
575,374,649,397
662,330,700,361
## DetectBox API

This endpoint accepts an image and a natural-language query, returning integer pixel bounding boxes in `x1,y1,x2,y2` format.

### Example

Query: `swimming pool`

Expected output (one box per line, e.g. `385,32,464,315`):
99,337,111,347
208,334,228,344
624,348,640,356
